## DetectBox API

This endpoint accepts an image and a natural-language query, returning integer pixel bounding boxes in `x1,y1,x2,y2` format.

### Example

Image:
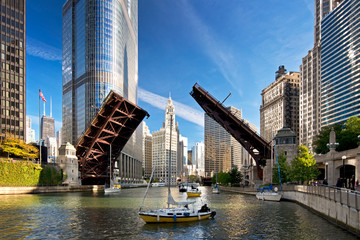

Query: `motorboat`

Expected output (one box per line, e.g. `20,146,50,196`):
186,186,201,197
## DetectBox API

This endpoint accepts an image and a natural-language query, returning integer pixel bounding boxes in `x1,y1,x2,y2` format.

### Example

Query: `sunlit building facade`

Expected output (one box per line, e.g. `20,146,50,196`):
321,0,360,127
62,1,142,181
0,0,26,140
299,0,340,150
62,0,138,144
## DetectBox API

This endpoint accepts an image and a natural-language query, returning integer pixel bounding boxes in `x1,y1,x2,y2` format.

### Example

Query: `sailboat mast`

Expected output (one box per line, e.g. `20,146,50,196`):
168,114,173,209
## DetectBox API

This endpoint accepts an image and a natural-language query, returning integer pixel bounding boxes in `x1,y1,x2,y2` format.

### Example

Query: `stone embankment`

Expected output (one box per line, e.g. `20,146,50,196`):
221,185,360,236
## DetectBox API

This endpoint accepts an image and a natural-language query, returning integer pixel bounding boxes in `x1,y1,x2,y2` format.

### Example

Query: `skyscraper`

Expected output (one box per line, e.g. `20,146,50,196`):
204,106,244,177
260,66,300,143
0,0,26,140
62,0,141,165
321,0,360,127
152,97,178,185
62,0,138,143
41,115,55,140
299,0,340,150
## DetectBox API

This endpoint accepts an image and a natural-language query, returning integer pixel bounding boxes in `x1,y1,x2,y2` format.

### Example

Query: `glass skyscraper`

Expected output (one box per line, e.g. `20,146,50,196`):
0,0,26,140
62,0,138,143
321,0,360,127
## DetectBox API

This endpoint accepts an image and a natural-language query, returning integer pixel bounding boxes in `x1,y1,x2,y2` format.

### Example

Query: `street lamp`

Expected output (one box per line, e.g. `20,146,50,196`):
342,155,346,188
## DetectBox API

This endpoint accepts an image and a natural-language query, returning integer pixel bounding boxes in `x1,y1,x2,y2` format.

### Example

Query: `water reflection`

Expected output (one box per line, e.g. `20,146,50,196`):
0,187,357,239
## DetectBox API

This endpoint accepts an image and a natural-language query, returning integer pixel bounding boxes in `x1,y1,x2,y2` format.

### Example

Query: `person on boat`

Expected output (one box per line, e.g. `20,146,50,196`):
199,204,210,212
184,204,189,209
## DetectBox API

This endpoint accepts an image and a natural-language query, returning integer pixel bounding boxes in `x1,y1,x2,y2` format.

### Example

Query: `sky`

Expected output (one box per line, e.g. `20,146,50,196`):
26,0,315,148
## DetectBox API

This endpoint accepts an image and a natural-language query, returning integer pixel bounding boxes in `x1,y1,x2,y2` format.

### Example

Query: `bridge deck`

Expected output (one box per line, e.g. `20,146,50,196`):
190,83,271,179
76,91,149,184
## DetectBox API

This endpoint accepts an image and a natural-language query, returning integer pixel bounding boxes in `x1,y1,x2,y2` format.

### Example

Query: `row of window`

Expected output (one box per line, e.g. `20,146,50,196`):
1,108,22,118
1,118,23,127
0,5,24,21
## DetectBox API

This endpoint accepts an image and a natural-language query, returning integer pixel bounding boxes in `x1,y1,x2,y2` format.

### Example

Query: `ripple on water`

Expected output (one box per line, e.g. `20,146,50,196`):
0,188,357,239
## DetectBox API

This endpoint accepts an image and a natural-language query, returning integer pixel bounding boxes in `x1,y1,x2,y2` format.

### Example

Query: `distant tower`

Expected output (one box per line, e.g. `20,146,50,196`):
41,115,55,140
152,97,178,185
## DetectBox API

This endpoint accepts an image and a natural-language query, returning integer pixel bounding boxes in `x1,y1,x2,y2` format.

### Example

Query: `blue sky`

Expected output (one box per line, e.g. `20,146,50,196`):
26,0,315,148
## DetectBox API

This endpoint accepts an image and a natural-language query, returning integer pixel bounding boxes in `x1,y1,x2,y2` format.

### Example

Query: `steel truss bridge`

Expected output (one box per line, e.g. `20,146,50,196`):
76,91,149,185
190,83,271,180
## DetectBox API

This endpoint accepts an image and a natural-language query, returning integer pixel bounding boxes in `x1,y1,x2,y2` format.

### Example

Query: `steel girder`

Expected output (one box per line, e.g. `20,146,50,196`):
190,83,271,180
76,91,149,183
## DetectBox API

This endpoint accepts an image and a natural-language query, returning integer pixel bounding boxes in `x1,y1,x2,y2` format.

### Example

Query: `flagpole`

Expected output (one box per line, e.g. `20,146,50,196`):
39,89,42,164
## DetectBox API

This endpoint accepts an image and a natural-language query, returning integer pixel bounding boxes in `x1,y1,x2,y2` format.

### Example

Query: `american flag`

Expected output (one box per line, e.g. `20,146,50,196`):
39,89,46,102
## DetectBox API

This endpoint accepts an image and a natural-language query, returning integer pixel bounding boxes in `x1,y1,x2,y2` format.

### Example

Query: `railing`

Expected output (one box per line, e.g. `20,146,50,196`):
285,185,360,211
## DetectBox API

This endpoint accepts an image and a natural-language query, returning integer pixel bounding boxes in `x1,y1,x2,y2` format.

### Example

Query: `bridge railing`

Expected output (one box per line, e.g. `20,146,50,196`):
292,185,360,210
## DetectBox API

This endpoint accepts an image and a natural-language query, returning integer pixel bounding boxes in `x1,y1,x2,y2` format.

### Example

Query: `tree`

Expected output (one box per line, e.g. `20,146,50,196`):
0,136,39,160
344,116,360,133
228,168,242,186
215,171,231,185
272,151,290,184
189,175,198,183
290,145,320,183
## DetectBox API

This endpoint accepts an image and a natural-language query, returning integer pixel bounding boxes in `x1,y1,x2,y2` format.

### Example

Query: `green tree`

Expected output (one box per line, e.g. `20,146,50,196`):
290,145,320,183
189,175,197,183
228,168,242,186
272,151,290,184
344,116,360,133
215,171,231,185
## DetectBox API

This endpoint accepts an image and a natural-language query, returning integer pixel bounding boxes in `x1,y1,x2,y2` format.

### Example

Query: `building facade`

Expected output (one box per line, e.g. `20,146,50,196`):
41,115,55,140
0,0,26,140
58,142,79,186
177,134,187,179
62,0,142,183
192,142,205,177
62,0,138,144
260,66,300,143
204,106,244,177
299,0,340,150
321,0,360,127
26,116,35,143
152,97,178,185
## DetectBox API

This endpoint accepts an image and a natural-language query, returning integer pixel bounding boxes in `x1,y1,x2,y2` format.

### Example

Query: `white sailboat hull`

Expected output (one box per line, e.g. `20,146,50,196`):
256,192,282,201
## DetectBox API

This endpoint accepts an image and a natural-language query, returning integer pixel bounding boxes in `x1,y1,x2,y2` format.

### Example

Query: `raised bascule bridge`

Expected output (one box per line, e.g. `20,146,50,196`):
190,83,271,180
76,91,149,185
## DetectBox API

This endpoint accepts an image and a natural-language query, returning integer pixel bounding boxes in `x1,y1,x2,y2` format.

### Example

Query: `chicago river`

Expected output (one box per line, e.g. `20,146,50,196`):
0,187,356,239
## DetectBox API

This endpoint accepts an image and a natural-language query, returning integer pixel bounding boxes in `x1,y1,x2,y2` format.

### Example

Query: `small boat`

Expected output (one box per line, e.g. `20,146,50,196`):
152,182,165,187
139,114,215,223
186,186,201,197
256,190,282,201
104,145,120,194
212,184,220,194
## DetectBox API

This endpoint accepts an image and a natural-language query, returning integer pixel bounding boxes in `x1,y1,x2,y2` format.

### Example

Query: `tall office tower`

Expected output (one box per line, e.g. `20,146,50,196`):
142,122,150,168
143,134,152,178
299,0,340,150
26,116,33,143
41,115,55,140
187,149,192,165
62,0,140,162
177,135,187,179
321,0,360,127
260,66,300,143
56,129,62,150
0,0,26,140
204,106,244,177
192,142,205,177
152,97,178,185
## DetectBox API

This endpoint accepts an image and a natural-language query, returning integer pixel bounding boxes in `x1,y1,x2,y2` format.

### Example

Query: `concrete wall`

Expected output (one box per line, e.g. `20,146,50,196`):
0,185,103,195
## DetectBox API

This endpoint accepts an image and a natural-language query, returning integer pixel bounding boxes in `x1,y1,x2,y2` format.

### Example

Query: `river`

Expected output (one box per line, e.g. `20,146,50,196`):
0,186,356,239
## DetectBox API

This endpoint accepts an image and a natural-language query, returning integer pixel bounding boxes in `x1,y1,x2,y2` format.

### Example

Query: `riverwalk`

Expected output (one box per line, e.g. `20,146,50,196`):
0,183,147,195
221,185,360,236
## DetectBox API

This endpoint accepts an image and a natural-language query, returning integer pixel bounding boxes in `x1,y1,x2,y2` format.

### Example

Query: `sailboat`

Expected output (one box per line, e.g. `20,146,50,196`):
104,145,120,194
139,115,215,223
256,135,282,201
212,173,220,194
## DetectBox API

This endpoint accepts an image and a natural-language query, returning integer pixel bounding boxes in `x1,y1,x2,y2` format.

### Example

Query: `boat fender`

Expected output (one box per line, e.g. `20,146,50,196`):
173,215,177,222
184,212,190,217
211,211,216,219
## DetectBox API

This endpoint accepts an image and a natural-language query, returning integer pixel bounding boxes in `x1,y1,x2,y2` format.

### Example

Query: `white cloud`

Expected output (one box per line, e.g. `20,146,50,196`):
27,37,62,62
138,88,204,127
